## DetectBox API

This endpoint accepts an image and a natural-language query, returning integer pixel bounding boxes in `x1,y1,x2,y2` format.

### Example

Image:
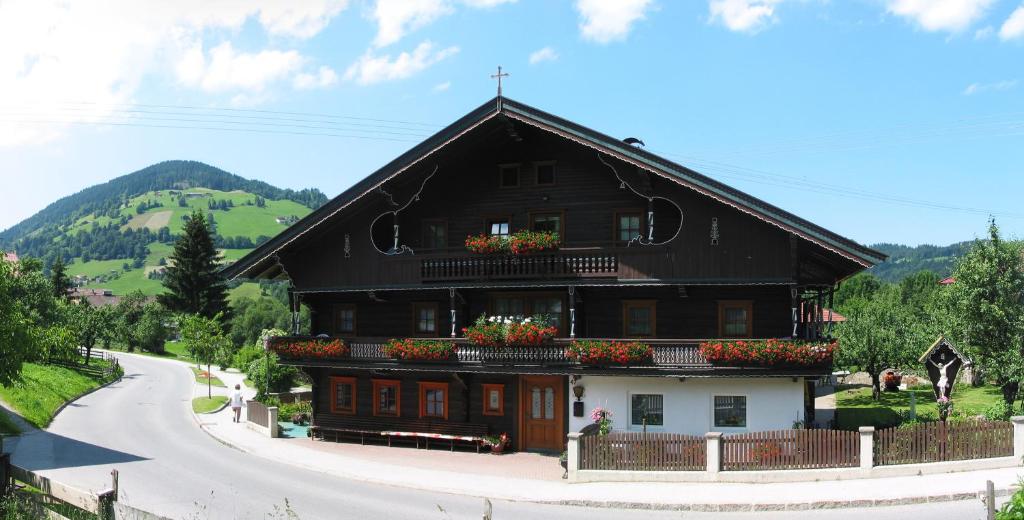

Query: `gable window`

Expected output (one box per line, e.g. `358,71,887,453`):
412,302,439,336
330,376,357,415
616,212,643,243
718,301,753,338
372,379,400,417
530,212,563,237
714,395,747,428
419,382,448,419
623,300,656,337
334,305,356,335
487,219,510,238
535,163,555,186
630,394,664,427
499,164,520,188
482,383,504,416
422,220,447,250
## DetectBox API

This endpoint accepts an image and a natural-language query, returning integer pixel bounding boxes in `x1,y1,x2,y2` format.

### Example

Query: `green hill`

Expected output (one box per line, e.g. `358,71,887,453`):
0,161,324,296
867,241,972,283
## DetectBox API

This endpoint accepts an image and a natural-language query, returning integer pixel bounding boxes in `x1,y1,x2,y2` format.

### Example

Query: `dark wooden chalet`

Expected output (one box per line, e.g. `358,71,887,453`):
223,96,885,452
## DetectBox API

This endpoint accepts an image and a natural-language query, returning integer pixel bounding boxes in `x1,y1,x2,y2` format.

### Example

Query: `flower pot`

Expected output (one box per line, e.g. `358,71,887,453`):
490,444,506,454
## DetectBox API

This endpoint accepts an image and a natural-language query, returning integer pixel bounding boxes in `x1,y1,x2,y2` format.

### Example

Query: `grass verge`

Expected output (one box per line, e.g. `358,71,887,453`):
191,366,226,388
835,383,1005,429
0,409,21,435
0,360,121,429
192,396,228,414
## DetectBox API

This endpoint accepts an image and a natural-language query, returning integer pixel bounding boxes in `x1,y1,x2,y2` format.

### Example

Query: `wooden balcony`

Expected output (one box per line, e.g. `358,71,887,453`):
418,251,619,282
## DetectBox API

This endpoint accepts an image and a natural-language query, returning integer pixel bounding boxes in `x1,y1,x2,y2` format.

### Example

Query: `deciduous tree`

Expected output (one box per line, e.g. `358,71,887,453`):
180,313,231,398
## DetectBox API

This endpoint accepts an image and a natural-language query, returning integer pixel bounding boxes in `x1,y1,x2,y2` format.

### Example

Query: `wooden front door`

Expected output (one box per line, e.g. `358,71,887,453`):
519,375,564,452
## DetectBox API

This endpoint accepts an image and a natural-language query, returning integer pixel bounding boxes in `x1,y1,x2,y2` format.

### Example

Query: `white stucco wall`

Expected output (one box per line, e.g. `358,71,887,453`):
567,376,806,435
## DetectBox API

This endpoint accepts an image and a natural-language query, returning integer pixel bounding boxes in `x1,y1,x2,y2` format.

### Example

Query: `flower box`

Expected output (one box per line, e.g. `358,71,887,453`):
382,339,456,361
565,340,653,366
463,315,558,347
464,230,560,255
698,339,836,367
268,337,349,359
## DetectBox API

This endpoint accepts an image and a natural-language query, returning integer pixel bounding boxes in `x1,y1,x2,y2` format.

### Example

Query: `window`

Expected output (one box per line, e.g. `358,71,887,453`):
714,395,747,428
330,377,357,414
499,164,520,188
487,219,510,237
482,383,504,416
412,302,439,336
422,220,447,250
489,293,564,331
530,212,563,236
630,394,664,427
535,163,555,185
623,300,656,337
718,301,753,338
419,382,448,419
531,297,563,331
333,304,356,335
372,379,400,417
616,212,643,243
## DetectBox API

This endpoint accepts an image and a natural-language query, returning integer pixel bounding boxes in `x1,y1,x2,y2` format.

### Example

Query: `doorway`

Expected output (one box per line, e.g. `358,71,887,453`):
518,375,565,452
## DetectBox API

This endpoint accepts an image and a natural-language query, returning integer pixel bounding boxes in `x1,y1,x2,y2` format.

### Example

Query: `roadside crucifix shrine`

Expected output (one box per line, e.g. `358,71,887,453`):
917,336,971,418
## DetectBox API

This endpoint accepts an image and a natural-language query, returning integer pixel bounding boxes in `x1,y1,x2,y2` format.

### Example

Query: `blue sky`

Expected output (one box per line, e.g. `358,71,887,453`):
1,0,1022,246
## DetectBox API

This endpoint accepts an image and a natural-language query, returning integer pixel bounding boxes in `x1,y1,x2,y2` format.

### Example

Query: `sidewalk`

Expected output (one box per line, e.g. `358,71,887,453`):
190,365,1024,511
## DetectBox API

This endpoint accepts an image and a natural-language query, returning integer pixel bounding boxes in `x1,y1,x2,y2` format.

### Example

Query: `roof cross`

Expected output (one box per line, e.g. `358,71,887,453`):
490,66,509,97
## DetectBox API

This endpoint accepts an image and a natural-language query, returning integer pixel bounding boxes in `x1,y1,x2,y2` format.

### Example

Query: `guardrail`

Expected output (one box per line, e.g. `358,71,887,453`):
420,252,619,281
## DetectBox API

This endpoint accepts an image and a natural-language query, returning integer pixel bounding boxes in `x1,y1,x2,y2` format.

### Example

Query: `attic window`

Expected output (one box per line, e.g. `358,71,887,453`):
499,164,520,188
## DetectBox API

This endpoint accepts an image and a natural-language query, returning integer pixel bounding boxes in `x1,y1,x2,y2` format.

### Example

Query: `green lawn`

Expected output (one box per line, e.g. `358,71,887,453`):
835,383,1006,430
228,282,263,302
191,366,225,388
0,361,121,428
192,396,229,414
163,340,194,361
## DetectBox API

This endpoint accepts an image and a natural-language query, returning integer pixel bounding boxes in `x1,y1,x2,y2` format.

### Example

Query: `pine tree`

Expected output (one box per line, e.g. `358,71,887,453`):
50,255,71,299
159,211,229,320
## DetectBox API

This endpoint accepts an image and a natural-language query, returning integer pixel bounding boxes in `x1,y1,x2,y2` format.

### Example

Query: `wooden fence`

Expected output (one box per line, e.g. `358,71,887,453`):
875,420,1013,466
722,429,860,470
247,399,270,428
579,432,705,471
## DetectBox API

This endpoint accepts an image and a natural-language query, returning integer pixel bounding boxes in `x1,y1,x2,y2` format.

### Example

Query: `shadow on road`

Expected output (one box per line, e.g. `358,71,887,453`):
9,429,149,471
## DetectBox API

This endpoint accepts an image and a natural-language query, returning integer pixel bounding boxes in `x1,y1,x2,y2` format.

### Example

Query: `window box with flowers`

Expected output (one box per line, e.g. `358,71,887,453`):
565,340,654,366
698,339,836,367
268,337,349,359
383,338,456,361
464,230,560,255
463,315,558,347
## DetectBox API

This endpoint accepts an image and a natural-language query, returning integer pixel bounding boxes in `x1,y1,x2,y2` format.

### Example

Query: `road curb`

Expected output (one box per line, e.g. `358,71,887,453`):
48,366,124,426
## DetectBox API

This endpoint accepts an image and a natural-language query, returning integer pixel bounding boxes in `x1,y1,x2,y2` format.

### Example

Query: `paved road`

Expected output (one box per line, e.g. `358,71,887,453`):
5,354,1002,519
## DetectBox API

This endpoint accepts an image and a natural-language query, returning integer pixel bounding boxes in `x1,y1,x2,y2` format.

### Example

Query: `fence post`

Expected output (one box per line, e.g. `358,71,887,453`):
705,432,723,474
269,406,279,438
0,452,9,497
859,426,875,469
566,432,581,482
1012,416,1024,460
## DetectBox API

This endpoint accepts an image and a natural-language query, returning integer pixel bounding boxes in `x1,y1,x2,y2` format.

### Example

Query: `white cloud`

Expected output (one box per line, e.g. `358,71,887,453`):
975,25,994,39
293,65,340,89
372,0,454,47
885,0,994,32
962,79,1018,95
461,0,517,7
575,0,653,43
709,0,782,33
1000,5,1024,40
0,0,348,147
344,41,459,85
176,41,304,93
528,46,559,64
433,81,452,92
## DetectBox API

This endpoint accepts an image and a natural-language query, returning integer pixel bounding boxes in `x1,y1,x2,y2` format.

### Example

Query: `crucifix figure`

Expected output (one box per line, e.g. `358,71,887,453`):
491,66,509,97
928,354,957,399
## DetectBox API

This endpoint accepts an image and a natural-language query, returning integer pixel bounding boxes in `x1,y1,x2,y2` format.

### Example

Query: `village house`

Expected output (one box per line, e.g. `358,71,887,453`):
223,96,884,452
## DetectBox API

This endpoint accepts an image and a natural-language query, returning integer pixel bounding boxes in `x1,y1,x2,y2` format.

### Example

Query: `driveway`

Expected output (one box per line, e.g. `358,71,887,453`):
3,354,1002,519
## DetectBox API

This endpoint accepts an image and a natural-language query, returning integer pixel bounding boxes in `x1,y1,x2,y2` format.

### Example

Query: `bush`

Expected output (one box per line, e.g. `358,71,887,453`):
279,400,312,418
246,353,297,399
984,400,1012,421
233,344,264,370
997,479,1024,519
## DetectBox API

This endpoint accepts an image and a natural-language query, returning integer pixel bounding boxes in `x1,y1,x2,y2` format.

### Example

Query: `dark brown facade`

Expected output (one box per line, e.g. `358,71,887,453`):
225,97,884,451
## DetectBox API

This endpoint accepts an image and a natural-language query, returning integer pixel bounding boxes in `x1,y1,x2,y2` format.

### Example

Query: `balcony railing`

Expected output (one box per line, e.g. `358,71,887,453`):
275,337,715,367
419,252,618,282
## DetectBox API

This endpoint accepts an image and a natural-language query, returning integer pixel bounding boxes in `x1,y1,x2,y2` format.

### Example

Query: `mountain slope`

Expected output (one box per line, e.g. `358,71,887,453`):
1,161,324,295
866,241,972,282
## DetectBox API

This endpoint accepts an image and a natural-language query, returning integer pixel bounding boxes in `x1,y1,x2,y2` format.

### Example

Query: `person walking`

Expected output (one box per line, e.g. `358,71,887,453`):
230,384,244,423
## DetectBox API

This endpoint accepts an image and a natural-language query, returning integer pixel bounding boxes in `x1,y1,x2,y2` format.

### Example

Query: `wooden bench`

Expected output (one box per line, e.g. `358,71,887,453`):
311,415,489,452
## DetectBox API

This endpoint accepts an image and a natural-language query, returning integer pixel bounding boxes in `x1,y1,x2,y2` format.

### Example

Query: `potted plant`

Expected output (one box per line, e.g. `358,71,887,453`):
463,315,557,347
382,339,456,361
483,432,511,454
559,450,568,479
566,340,653,366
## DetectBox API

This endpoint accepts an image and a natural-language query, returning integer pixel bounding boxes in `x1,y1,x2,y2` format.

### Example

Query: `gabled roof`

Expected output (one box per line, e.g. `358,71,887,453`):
222,96,886,280
917,335,970,364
